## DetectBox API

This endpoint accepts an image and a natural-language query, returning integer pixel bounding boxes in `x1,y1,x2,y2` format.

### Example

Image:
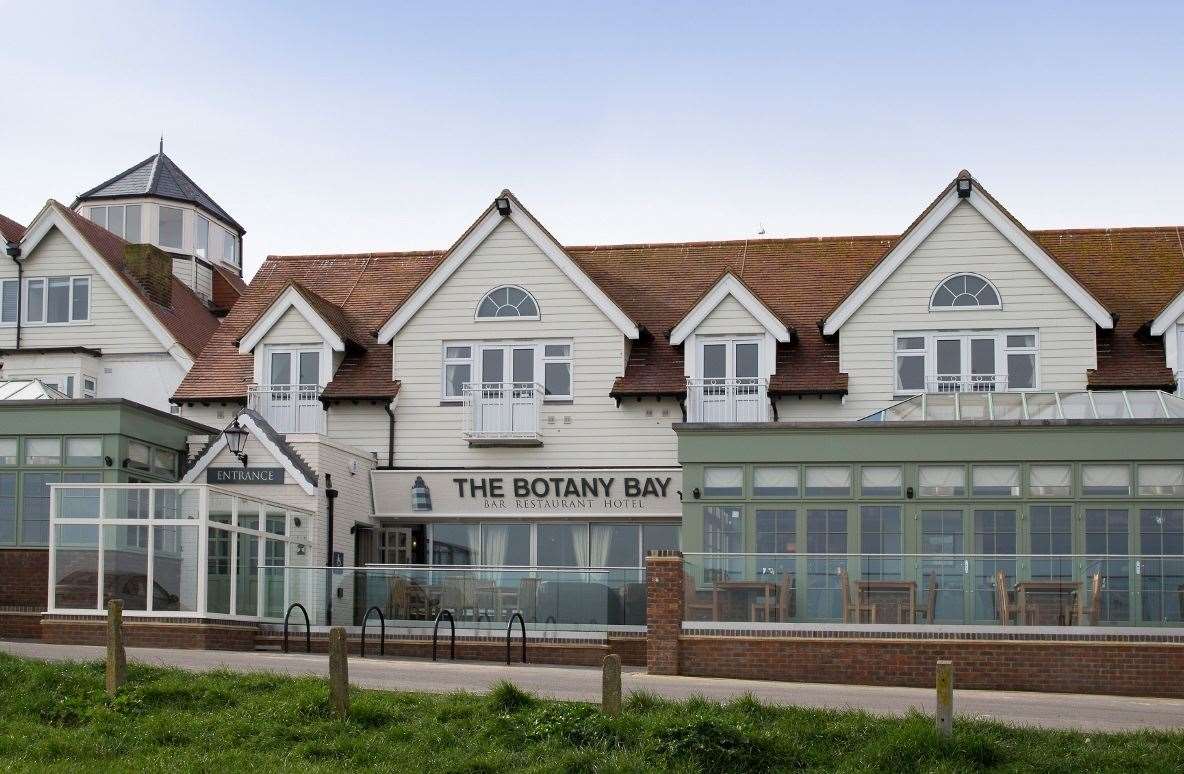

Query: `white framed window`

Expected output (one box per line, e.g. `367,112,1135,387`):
440,341,571,401
158,206,183,249
930,273,1001,309
223,230,238,266
22,277,90,325
475,286,539,319
194,214,209,259
88,204,141,241
268,347,323,387
893,330,1038,394
81,376,98,398
0,279,17,325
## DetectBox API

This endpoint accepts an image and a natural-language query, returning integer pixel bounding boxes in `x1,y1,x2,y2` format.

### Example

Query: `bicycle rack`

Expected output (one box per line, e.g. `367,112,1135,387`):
432,609,456,661
283,602,311,654
360,606,385,658
506,611,526,665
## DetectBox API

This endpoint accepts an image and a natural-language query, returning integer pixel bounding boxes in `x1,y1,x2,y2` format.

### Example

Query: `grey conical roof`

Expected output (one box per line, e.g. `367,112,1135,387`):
76,148,244,234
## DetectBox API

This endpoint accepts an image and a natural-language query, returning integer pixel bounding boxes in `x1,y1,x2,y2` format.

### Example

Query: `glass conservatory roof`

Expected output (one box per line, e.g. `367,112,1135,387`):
861,390,1184,423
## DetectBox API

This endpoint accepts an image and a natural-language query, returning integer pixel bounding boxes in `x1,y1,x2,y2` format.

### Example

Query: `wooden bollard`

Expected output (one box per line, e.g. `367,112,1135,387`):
601,654,622,715
105,599,127,696
328,627,349,718
935,660,953,736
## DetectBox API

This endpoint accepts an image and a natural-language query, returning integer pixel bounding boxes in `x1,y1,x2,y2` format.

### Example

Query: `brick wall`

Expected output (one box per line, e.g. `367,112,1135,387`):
678,635,1184,698
645,550,684,675
0,611,42,639
0,549,48,609
41,616,258,651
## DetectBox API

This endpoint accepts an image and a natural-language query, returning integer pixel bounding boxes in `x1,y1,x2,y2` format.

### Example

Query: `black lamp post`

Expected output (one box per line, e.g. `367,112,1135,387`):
223,418,249,468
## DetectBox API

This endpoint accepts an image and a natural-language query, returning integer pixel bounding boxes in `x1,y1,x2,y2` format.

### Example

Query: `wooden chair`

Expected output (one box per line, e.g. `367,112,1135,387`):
751,572,795,622
994,569,1019,626
388,575,410,619
914,572,939,624
684,572,716,620
838,566,876,623
1086,572,1103,626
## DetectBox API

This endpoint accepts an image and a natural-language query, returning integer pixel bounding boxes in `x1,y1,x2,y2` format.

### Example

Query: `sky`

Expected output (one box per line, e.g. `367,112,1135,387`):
1,1,1182,279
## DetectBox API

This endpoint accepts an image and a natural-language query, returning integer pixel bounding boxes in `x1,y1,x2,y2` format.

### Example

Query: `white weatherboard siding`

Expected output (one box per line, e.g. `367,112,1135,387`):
326,403,390,462
96,354,187,412
837,201,1097,419
693,295,767,336
259,307,322,346
391,219,678,467
0,228,162,353
180,402,241,430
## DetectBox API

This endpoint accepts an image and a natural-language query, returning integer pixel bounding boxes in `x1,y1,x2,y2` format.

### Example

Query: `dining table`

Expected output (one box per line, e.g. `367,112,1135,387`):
1014,580,1082,625
856,579,918,624
711,579,778,621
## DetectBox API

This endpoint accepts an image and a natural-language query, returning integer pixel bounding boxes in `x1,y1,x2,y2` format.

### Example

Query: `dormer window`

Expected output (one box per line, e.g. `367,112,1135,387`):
930,273,1001,309
476,286,539,319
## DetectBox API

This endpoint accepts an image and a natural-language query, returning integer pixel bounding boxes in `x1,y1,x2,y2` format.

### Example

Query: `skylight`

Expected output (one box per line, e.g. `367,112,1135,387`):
861,390,1184,422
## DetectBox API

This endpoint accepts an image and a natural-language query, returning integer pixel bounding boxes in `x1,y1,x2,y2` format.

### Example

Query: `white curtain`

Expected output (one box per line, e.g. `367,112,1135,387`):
972,466,1019,494
1029,465,1071,494
1139,465,1184,494
919,465,965,494
482,524,508,566
1083,464,1130,492
805,466,851,490
571,524,590,567
704,467,743,492
589,525,613,567
861,466,902,492
754,466,799,493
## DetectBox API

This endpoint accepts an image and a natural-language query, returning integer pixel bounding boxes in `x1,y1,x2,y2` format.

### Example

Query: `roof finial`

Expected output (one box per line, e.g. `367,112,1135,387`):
159,135,164,155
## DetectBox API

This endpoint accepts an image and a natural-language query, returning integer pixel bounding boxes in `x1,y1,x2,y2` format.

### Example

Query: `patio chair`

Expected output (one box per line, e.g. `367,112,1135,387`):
838,566,876,623
994,570,1018,626
1087,572,1103,626
388,575,410,619
751,572,795,622
684,572,716,621
914,572,939,624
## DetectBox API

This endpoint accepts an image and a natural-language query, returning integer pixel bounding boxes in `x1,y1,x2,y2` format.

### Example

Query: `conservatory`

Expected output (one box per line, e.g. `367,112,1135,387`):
47,483,316,621
676,391,1184,629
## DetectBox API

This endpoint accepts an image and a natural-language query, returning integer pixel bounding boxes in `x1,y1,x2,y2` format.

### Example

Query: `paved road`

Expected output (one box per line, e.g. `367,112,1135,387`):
3,640,1181,732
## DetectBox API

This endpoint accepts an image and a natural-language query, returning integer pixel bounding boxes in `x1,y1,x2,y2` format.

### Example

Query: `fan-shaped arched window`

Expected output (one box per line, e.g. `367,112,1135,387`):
930,274,1001,309
476,286,539,319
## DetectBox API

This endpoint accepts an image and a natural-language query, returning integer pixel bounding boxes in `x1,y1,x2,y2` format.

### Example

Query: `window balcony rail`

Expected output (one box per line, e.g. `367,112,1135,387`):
683,552,1184,629
686,377,770,423
247,383,325,434
927,374,1009,393
461,381,543,445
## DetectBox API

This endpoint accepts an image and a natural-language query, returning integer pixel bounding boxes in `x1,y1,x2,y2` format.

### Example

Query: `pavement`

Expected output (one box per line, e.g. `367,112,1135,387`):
2,640,1182,732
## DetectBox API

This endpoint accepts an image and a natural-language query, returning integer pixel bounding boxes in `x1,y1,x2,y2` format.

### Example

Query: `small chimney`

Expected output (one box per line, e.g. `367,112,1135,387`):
122,244,173,306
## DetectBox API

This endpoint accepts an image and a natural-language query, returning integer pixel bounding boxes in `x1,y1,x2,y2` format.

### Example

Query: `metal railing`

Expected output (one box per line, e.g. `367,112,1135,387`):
682,552,1184,628
461,381,544,441
248,383,325,434
686,377,770,422
926,374,1009,393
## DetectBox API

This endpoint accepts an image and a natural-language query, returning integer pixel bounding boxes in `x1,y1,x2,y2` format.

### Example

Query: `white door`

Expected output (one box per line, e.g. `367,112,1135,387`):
476,346,536,433
698,339,762,421
933,336,997,392
268,349,322,431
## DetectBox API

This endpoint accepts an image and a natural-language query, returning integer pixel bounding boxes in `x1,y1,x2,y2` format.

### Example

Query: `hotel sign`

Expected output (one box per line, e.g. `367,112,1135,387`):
207,467,285,485
371,468,682,518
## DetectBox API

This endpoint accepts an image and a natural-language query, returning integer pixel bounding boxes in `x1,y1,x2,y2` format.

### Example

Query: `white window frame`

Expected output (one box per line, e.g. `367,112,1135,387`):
929,272,1003,311
21,276,91,326
439,340,572,402
474,285,541,321
265,345,327,388
0,278,18,326
695,335,764,380
194,214,209,260
158,205,184,250
892,329,1040,395
81,376,98,398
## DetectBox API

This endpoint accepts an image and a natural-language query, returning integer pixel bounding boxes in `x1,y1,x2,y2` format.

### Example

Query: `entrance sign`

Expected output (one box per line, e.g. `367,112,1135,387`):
371,467,682,518
207,467,286,485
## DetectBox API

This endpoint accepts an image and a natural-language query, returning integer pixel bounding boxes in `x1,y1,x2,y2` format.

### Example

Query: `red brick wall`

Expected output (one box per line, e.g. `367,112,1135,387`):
0,611,42,639
0,549,48,609
645,551,684,675
678,636,1184,699
41,616,258,651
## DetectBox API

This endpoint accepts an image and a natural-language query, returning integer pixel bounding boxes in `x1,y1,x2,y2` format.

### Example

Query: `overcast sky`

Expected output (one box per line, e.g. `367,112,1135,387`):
2,1,1182,279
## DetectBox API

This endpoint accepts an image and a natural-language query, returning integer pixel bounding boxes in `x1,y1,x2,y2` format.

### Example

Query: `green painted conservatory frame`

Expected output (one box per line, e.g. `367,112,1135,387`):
677,413,1184,627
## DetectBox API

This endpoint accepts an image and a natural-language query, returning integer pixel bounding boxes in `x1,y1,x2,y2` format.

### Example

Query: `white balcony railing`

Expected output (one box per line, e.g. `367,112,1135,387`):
927,374,1009,393
247,383,325,434
461,381,543,444
686,377,770,423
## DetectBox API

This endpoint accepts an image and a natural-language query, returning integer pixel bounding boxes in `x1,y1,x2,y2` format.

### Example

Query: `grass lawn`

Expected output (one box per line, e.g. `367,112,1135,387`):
0,654,1181,773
